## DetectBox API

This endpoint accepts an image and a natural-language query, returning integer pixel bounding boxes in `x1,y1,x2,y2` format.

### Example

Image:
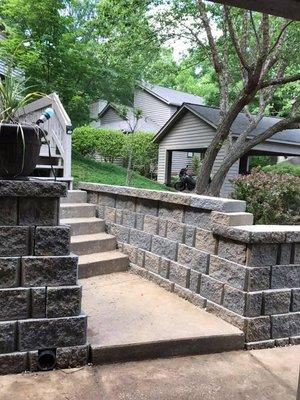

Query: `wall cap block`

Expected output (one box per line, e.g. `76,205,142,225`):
212,224,300,244
0,180,67,198
78,183,246,212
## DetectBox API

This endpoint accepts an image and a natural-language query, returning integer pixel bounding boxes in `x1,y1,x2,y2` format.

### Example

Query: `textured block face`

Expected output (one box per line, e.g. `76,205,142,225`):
19,198,58,226
151,236,177,260
159,202,184,222
177,244,209,273
31,288,46,318
218,239,247,264
0,288,30,320
46,286,82,318
0,322,16,353
122,244,137,264
135,213,144,230
56,345,89,369
166,221,185,242
0,352,27,375
98,193,116,207
135,198,158,216
169,261,190,287
184,226,195,247
18,315,87,351
110,224,129,243
271,314,291,339
247,267,271,291
189,269,201,293
271,265,300,289
292,289,300,312
22,256,78,287
209,256,247,291
158,258,170,278
248,244,278,267
104,207,116,223
279,244,292,265
122,210,136,228
0,226,30,257
158,220,167,237
0,198,17,225
144,252,160,274
34,226,70,256
263,289,291,315
184,208,210,228
245,292,263,317
294,244,300,264
222,285,245,315
200,275,224,304
143,215,158,235
115,195,135,211
0,257,20,288
130,229,152,251
195,228,216,254
246,317,271,342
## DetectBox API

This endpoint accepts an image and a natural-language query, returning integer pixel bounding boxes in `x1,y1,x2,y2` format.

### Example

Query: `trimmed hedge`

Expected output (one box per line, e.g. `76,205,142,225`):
262,163,300,177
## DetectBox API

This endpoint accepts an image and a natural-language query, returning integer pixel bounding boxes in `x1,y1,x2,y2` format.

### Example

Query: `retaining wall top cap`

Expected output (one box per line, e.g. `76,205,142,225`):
78,182,246,212
0,180,67,198
212,224,300,244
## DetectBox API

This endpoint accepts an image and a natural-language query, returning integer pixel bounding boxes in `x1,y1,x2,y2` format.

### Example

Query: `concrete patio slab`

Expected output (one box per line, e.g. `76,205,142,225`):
81,272,244,362
0,346,299,400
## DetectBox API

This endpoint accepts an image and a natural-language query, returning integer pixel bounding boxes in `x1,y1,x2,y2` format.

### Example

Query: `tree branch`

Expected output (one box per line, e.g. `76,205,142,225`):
259,72,300,89
268,20,293,55
224,6,250,71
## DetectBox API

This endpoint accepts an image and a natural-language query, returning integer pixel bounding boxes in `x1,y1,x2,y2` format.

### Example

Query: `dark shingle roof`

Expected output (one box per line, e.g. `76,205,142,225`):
140,82,204,107
187,104,300,144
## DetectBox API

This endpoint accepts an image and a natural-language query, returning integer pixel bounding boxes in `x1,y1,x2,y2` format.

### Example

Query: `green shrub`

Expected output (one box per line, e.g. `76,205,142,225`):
72,126,98,156
249,155,277,170
73,127,125,161
122,132,158,176
95,129,125,162
262,163,300,177
231,169,300,224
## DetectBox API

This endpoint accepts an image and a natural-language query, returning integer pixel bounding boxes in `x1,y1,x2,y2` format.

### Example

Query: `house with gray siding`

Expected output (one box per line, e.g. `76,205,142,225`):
90,82,204,173
153,103,300,197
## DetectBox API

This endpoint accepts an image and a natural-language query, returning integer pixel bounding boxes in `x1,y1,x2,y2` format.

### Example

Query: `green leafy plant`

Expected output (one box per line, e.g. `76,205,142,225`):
72,126,99,157
231,169,300,225
0,68,42,123
262,163,300,177
95,129,125,162
121,132,158,177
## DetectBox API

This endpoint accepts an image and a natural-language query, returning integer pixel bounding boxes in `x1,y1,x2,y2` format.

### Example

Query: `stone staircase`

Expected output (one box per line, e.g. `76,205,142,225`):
60,190,129,279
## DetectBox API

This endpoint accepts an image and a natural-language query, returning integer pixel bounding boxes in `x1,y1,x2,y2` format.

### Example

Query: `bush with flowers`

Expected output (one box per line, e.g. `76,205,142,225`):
231,169,300,224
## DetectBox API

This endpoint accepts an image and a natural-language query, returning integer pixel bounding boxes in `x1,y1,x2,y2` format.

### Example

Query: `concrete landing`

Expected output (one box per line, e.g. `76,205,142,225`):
81,272,244,363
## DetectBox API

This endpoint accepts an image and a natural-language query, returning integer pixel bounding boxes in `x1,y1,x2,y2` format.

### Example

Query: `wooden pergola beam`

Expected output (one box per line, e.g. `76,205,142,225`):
209,0,300,20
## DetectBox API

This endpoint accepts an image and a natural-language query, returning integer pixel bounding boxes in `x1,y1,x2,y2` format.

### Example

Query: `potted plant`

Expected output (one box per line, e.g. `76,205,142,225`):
0,69,46,179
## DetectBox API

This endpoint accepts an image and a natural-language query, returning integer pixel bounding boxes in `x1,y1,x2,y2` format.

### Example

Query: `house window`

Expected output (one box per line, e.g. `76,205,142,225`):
187,152,194,158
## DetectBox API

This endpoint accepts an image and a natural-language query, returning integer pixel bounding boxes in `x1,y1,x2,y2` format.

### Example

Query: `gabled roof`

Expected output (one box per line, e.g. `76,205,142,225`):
99,103,160,133
153,103,300,145
139,82,204,107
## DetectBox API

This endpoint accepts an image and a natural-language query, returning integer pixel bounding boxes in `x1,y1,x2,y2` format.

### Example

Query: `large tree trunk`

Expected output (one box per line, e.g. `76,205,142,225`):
206,155,239,196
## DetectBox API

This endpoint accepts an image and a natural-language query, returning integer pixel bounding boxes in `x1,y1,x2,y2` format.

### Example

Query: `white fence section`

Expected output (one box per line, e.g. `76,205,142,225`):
18,92,72,182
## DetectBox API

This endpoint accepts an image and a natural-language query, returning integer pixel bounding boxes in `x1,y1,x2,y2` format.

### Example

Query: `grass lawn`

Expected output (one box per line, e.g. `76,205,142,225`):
72,153,170,191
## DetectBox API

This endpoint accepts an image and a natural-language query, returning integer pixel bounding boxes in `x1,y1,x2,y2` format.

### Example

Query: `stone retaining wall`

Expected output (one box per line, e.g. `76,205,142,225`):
79,182,300,349
0,181,88,374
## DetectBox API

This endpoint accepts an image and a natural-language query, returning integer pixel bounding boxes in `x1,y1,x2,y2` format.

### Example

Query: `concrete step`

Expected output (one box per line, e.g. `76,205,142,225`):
61,190,87,204
61,217,105,236
78,251,129,278
71,233,116,255
60,203,95,219
81,273,244,365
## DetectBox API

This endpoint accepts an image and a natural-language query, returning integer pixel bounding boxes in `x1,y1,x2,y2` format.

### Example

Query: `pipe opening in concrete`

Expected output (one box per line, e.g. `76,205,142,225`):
37,349,57,371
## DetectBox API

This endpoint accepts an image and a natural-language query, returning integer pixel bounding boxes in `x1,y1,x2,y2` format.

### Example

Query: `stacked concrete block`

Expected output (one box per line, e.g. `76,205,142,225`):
0,181,87,374
79,182,300,348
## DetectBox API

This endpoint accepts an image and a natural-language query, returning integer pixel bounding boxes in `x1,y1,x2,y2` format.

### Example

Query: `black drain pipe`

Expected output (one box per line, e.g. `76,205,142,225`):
37,349,57,371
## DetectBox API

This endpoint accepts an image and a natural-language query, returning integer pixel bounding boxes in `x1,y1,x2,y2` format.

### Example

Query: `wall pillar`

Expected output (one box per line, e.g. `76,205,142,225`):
0,180,88,374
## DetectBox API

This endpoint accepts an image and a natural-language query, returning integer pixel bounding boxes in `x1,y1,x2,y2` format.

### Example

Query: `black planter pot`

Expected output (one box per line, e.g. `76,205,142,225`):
0,123,42,180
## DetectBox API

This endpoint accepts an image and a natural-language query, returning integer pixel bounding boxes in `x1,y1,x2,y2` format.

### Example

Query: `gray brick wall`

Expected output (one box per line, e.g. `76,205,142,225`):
82,184,300,348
